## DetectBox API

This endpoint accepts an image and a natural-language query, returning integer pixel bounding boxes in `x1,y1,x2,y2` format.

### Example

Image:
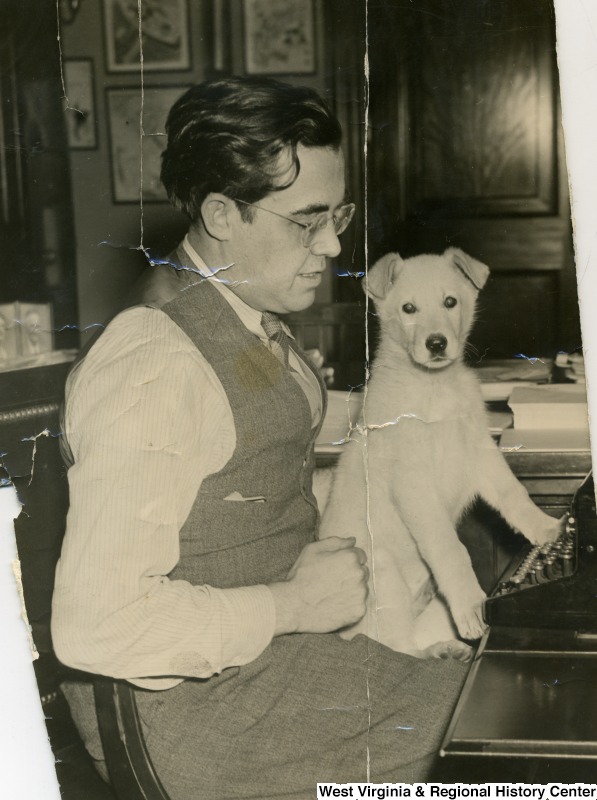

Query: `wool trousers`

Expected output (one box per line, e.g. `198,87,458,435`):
129,633,468,800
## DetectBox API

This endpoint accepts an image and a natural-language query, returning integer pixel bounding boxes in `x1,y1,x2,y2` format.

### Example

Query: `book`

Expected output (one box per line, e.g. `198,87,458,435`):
507,384,589,431
500,427,591,453
474,358,552,401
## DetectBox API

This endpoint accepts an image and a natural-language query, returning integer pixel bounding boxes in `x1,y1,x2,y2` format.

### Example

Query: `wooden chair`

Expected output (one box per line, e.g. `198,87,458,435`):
94,679,171,800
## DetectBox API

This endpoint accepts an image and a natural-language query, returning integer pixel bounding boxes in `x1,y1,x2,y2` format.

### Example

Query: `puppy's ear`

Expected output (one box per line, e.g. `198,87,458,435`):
364,253,404,302
446,248,490,291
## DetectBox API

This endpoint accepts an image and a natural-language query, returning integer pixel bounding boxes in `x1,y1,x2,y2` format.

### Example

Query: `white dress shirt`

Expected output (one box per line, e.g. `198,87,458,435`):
52,241,321,690
181,237,322,422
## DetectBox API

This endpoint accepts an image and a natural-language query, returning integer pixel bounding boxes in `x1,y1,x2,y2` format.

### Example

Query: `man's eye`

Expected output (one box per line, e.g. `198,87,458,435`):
402,303,417,314
444,296,457,308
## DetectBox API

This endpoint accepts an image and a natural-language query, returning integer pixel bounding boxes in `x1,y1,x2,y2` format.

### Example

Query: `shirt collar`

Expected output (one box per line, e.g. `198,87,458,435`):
182,235,294,340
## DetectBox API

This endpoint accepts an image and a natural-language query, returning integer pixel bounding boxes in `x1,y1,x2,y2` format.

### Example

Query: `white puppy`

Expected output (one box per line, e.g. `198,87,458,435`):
319,248,562,658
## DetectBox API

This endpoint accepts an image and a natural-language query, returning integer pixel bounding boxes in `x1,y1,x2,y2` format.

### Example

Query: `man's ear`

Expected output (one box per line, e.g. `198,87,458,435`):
200,193,235,241
364,252,404,302
446,247,490,291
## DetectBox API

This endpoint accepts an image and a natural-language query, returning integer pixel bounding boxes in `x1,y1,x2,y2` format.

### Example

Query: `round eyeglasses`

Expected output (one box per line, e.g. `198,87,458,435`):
233,198,356,249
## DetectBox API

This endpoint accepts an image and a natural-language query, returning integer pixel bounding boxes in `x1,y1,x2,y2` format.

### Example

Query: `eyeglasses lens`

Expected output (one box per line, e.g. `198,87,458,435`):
302,204,356,247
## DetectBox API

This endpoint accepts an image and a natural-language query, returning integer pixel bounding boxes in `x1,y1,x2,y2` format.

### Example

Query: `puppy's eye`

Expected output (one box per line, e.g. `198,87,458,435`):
444,296,457,309
402,303,417,314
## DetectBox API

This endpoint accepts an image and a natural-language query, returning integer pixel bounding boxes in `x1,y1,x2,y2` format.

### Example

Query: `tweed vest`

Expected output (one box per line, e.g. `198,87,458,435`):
62,244,327,588
161,276,327,589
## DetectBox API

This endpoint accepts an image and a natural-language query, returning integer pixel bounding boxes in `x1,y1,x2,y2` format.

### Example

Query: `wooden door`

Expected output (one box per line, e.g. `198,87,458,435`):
365,0,580,359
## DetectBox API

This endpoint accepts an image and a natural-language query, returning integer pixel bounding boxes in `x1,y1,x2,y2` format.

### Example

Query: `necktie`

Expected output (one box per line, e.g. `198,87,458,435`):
261,311,290,367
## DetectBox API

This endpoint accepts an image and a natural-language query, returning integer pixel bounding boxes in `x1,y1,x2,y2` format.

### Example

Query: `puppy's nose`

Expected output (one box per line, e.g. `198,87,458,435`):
426,334,448,355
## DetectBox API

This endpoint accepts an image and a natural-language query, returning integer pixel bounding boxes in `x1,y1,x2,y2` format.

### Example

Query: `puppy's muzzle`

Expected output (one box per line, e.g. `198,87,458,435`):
426,334,448,356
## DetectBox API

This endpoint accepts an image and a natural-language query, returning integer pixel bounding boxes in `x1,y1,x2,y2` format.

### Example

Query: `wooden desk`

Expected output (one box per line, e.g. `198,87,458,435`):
317,446,592,487
442,627,597,760
504,448,592,498
436,630,597,782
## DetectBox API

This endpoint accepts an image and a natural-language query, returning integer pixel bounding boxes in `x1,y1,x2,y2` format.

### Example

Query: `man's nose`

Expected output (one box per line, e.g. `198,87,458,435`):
309,223,342,258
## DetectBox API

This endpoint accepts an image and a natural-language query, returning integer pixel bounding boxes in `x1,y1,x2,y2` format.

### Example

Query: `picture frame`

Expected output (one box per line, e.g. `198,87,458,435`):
243,0,316,75
102,0,191,73
15,302,54,358
63,59,97,150
106,85,189,203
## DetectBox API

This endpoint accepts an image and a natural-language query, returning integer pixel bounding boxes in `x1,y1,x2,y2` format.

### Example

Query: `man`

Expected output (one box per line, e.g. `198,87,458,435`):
52,77,467,799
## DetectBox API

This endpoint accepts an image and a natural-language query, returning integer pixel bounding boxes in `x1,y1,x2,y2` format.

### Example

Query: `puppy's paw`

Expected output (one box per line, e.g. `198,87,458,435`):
524,513,565,545
452,598,487,641
421,640,473,662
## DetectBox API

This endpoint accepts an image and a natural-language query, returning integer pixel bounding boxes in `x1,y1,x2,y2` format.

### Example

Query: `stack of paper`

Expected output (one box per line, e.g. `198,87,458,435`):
499,427,591,452
475,358,552,402
555,352,585,383
508,384,589,430
500,383,591,452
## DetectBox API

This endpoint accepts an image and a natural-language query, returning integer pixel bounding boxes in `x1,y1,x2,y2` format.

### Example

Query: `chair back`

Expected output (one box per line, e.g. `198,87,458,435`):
286,302,370,390
94,678,171,800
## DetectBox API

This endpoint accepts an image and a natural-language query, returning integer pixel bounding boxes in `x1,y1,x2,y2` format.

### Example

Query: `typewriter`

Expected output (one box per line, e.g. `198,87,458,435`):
484,471,597,633
440,473,597,767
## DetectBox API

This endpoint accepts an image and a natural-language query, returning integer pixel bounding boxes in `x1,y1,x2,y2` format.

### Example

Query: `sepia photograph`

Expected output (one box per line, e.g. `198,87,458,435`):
1,0,597,798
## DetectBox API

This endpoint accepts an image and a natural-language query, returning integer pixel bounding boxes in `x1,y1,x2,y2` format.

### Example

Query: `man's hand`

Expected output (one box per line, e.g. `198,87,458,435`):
269,537,369,636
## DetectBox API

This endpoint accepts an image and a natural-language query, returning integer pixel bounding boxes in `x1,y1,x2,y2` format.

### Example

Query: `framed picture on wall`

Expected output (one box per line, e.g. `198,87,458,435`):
243,0,316,75
106,85,189,203
102,0,191,72
63,59,97,149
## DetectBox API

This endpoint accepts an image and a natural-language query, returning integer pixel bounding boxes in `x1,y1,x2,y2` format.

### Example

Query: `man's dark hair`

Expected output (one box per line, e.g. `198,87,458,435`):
160,76,343,222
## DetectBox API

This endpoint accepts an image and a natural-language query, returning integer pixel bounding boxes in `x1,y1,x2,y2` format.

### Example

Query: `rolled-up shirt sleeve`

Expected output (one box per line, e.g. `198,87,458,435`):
52,307,276,690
